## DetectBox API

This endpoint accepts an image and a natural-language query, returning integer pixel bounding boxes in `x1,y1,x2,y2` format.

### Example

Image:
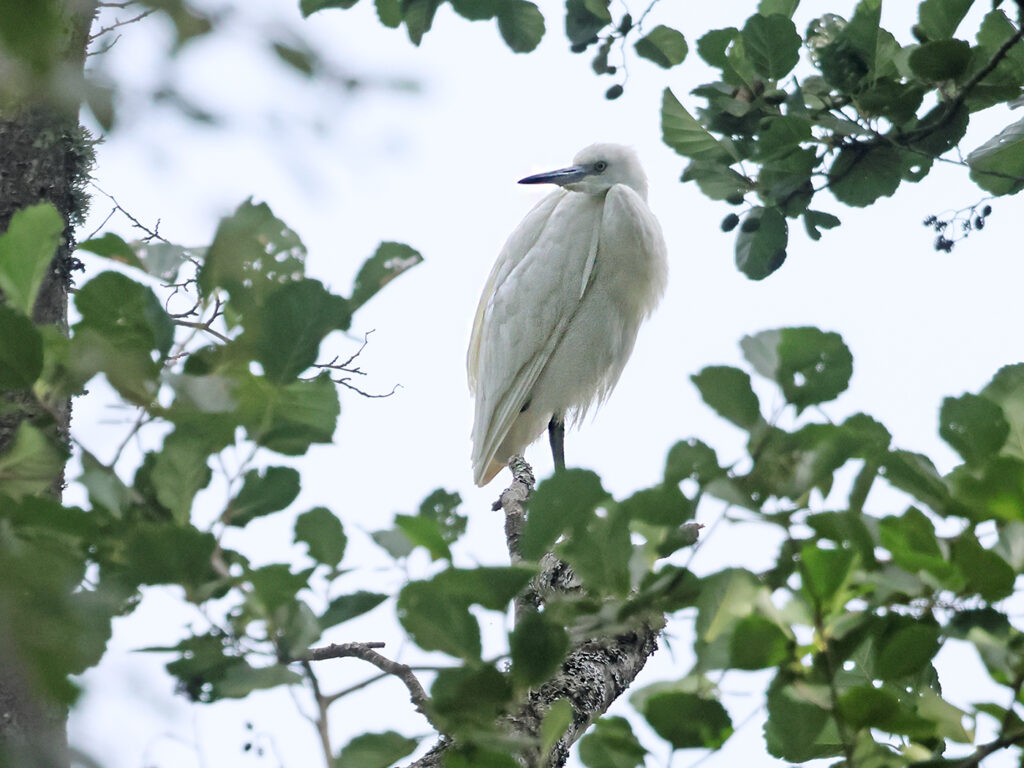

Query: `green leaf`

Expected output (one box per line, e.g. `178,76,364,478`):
295,507,347,567
968,117,1024,196
664,438,722,485
300,0,359,16
240,373,340,455
349,241,423,313
951,530,1014,602
226,466,301,526
882,450,962,518
449,0,498,21
521,469,609,560
908,39,972,81
940,393,1009,466
198,199,306,319
429,664,513,732
335,731,419,768
150,428,214,524
728,613,790,670
775,327,852,412
510,610,569,686
402,0,442,46
802,210,841,241
691,365,762,430
320,591,388,629
122,522,218,588
696,27,738,69
917,0,973,40
394,513,452,561
742,14,800,79
619,484,692,527
0,305,42,389
77,232,144,270
681,161,753,201
247,564,310,612
0,203,63,316
757,116,812,162
497,0,544,53
874,615,941,680
0,423,65,500
565,0,609,47
981,364,1024,460
758,0,798,16
662,88,736,163
578,716,647,768
216,662,302,698
635,25,687,69
642,691,732,749
693,568,767,669
374,0,401,27
764,673,843,761
878,507,954,582
540,699,574,756
828,144,903,207
243,278,350,382
734,207,787,280
801,543,854,607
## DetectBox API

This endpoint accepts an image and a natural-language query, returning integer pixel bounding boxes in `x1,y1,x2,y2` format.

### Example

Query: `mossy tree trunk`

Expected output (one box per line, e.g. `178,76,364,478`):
0,2,97,766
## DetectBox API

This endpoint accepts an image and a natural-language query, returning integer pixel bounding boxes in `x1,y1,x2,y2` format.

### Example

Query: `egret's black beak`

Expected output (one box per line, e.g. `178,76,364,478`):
518,165,589,186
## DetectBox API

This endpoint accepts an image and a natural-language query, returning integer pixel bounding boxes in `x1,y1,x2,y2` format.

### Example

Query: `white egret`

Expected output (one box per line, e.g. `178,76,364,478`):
468,143,668,486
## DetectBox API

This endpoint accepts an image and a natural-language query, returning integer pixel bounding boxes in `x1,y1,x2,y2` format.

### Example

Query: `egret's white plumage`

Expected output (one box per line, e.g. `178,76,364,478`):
468,143,668,486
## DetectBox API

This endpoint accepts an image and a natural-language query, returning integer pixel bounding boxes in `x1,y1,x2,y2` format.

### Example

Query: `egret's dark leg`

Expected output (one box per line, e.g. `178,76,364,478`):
548,416,565,472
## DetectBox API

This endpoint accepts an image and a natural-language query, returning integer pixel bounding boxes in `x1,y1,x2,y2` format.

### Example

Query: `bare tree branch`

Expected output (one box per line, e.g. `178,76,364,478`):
302,642,430,717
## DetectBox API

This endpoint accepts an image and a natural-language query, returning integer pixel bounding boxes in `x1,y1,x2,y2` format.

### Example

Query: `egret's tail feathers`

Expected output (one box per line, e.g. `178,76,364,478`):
474,458,505,487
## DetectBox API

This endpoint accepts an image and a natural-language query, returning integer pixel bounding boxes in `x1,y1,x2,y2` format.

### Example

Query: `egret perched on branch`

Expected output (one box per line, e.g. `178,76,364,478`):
468,143,668,486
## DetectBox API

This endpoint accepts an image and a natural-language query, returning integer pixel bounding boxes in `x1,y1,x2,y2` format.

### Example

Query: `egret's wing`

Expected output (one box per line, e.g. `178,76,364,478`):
470,193,604,477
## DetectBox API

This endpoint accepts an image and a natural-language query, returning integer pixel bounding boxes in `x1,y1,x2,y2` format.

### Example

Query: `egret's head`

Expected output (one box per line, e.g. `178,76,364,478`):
518,143,648,199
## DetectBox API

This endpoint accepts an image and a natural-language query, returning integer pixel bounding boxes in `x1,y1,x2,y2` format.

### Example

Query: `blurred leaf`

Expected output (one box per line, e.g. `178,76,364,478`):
968,116,1024,196
78,233,143,270
696,27,738,69
374,0,401,27
803,210,841,241
619,483,692,527
449,0,498,20
908,39,971,81
510,610,569,686
728,613,790,669
775,327,852,412
735,207,787,280
800,543,854,607
240,373,340,455
662,88,736,163
272,40,317,76
882,449,963,518
417,488,466,544
350,242,423,314
429,664,512,732
122,521,218,589
247,564,310,612
320,591,388,629
691,366,762,430
875,615,941,680
828,144,903,207
635,25,687,69
540,699,574,756
0,423,65,500
150,428,214,524
0,306,42,389
559,506,632,595
78,451,132,516
878,506,954,583
664,438,722,485
132,242,197,280
765,673,843,761
497,0,544,53
950,530,1014,602
216,662,302,698
226,466,301,526
578,716,647,768
0,203,63,316
521,469,609,560
565,0,610,48
295,507,347,568
742,14,800,79
371,527,414,559
917,0,973,40
335,731,419,768
402,0,442,46
758,0,798,15
981,364,1024,460
940,393,1009,466
642,691,732,749
242,278,350,382
948,456,1024,522
198,199,306,320
300,0,359,16
0,0,64,74
394,513,452,561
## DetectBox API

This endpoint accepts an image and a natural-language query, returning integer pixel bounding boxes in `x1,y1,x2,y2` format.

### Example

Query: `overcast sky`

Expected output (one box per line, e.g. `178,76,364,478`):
65,1,1024,766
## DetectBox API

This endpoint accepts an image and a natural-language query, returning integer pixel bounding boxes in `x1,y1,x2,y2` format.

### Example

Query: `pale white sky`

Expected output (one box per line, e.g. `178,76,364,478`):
66,1,1023,766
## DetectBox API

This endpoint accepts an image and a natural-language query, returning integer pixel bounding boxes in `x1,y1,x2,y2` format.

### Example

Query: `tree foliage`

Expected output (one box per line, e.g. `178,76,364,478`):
3,1,1024,768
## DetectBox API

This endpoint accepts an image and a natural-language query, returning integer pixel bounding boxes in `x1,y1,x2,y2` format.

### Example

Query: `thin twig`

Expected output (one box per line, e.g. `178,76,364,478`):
173,319,231,344
301,660,334,768
302,642,430,715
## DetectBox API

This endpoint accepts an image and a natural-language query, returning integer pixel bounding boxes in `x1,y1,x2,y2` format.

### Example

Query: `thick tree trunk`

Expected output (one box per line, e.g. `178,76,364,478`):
0,2,97,766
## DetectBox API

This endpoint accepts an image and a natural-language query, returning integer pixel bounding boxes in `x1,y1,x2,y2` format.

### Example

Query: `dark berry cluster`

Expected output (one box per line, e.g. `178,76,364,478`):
923,203,992,253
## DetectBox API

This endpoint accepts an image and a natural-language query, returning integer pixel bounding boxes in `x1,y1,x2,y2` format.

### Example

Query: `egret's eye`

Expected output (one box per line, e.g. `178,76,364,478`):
594,161,608,173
